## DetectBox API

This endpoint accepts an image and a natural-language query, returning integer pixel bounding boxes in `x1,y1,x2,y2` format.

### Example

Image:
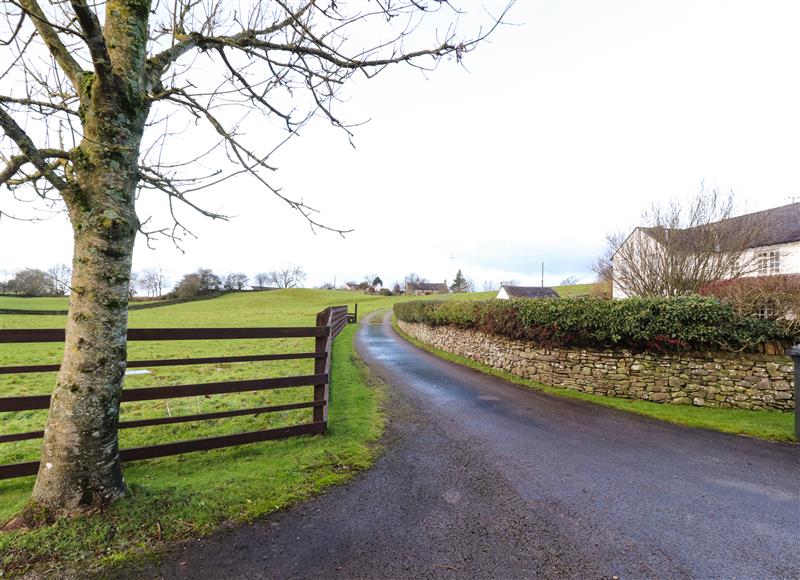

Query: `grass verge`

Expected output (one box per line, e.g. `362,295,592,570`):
0,324,385,576
391,319,795,443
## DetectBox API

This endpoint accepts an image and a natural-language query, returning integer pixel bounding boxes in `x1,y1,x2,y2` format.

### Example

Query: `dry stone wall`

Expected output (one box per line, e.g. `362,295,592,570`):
398,321,795,411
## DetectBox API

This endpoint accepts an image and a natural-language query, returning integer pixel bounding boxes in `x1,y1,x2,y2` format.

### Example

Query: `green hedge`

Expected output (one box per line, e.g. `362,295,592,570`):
393,296,797,352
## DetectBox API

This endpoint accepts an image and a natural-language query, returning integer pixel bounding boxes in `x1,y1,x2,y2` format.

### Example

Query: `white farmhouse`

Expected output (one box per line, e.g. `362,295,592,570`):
612,202,800,299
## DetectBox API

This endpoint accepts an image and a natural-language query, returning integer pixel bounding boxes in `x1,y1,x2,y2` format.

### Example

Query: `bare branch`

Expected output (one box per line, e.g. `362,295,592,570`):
0,94,79,116
0,105,69,190
16,0,85,87
69,0,112,81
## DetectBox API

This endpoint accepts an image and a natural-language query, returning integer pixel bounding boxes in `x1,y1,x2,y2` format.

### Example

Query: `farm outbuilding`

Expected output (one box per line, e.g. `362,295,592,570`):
406,281,449,296
496,285,559,300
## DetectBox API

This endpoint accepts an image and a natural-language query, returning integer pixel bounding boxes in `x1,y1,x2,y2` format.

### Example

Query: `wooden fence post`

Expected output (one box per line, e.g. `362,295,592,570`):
313,308,330,425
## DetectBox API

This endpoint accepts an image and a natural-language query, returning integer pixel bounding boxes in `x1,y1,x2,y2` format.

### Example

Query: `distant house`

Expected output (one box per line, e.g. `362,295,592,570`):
406,280,449,296
496,285,559,300
612,202,800,299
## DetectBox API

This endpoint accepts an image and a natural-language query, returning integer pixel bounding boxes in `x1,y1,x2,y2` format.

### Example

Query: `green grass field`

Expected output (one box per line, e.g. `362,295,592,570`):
0,288,494,574
0,296,70,311
0,290,417,574
554,283,596,297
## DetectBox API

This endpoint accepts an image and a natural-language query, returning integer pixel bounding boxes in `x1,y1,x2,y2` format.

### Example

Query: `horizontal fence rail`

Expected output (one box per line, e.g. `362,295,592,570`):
0,326,330,343
0,304,356,480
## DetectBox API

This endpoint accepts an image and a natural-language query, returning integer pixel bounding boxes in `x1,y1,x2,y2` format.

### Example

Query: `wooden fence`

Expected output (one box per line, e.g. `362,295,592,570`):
0,305,351,480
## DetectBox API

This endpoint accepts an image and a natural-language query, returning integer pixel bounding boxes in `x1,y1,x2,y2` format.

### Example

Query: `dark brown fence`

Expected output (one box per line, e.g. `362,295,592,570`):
0,305,351,480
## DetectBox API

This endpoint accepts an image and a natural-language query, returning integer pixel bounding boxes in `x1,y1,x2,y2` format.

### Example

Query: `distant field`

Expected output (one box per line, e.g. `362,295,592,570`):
0,296,70,310
0,295,165,312
0,286,582,317
554,283,595,297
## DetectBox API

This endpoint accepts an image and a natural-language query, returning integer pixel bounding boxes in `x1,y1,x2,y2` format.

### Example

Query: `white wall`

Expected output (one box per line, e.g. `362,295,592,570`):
611,228,654,299
739,241,800,277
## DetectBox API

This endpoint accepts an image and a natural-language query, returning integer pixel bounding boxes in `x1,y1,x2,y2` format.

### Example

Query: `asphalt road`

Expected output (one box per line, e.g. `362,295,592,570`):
126,312,799,579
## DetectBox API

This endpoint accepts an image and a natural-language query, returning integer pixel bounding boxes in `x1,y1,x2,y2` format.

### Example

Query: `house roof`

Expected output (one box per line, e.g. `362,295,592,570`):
638,202,800,252
410,282,449,292
500,285,559,298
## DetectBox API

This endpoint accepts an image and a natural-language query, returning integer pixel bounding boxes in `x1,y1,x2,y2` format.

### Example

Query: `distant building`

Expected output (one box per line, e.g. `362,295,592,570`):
496,285,559,300
406,280,449,296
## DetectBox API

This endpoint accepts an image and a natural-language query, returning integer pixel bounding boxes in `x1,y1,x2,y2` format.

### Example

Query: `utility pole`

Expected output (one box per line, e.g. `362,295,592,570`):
541,262,544,287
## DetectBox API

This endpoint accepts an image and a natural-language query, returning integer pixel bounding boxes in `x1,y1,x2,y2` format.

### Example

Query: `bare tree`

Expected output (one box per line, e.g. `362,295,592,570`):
0,0,510,524
223,272,248,290
481,280,498,292
128,272,139,300
6,268,50,295
590,248,614,286
266,264,306,289
140,267,168,297
700,275,800,333
173,272,202,298
197,268,222,293
254,272,271,288
404,273,426,290
608,189,770,298
46,264,71,295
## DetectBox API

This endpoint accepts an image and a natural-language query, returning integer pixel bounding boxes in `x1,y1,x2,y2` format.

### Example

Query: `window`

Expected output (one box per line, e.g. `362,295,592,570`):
730,258,740,277
756,300,776,319
757,251,780,275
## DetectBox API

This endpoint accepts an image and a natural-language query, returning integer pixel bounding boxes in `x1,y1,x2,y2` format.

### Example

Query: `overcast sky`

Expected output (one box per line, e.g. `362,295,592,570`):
2,0,799,290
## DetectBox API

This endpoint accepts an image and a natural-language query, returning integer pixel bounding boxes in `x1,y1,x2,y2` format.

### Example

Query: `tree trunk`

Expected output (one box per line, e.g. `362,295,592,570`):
17,75,147,524
27,205,137,517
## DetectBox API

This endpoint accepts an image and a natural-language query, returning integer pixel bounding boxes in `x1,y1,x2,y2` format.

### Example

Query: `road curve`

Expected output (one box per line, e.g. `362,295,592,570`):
126,312,799,579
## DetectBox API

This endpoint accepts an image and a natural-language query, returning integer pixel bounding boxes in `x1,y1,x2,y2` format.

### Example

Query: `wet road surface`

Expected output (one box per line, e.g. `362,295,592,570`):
124,312,799,579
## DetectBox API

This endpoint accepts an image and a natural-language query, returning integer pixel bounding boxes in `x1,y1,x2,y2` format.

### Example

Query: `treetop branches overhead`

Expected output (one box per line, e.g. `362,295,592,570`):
1,0,512,240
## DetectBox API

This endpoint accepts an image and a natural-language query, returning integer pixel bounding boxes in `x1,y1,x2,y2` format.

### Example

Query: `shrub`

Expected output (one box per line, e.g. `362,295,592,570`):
700,275,800,334
393,296,797,352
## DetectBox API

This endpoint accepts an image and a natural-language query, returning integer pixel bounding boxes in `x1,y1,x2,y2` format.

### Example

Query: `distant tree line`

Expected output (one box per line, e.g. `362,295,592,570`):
1,265,71,296
169,264,306,299
3,263,307,299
